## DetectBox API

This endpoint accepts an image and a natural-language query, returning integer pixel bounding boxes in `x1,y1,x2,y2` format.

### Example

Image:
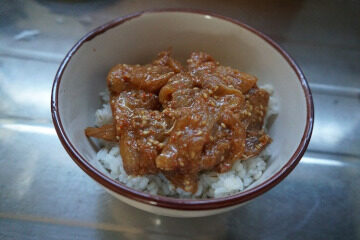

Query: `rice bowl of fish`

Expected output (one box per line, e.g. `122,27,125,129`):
51,9,314,217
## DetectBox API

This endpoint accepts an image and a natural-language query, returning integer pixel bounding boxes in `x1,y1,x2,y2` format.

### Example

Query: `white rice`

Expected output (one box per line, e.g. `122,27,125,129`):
91,86,278,199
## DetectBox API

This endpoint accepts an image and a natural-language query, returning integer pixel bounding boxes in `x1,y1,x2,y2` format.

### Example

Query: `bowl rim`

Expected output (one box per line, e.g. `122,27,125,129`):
51,8,314,211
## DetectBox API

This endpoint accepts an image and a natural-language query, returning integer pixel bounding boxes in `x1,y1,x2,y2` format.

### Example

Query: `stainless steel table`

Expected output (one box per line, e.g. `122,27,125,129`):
1,1,359,239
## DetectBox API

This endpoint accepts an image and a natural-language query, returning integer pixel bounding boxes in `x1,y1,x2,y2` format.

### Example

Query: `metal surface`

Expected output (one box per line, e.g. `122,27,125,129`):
0,0,359,239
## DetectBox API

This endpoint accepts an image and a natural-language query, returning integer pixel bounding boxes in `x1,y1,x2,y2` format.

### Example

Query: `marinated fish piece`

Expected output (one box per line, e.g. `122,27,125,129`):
85,124,116,142
156,110,213,193
159,72,198,106
197,93,246,173
243,131,272,159
214,66,257,94
119,110,172,175
107,64,175,94
187,51,218,73
156,111,214,172
111,92,172,175
85,89,160,140
108,51,182,94
187,52,257,94
153,50,183,73
242,87,270,131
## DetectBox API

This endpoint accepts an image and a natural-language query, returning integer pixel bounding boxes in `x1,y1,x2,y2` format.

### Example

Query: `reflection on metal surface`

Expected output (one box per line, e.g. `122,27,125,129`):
0,47,64,63
301,156,344,167
5,88,51,109
14,29,40,41
13,151,39,200
1,123,56,135
0,212,143,234
154,218,161,226
310,92,360,156
309,83,360,97
311,121,344,145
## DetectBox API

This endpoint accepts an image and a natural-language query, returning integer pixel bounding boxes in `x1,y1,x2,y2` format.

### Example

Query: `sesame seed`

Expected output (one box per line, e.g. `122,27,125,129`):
221,123,226,128
142,130,150,135
202,92,208,98
115,115,119,120
116,136,120,140
208,89,213,94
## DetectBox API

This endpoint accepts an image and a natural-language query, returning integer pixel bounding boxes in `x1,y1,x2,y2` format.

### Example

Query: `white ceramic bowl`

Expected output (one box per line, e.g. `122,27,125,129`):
51,9,314,217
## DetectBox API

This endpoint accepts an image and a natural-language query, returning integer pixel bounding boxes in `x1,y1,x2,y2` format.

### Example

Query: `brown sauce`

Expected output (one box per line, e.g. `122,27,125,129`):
85,50,271,193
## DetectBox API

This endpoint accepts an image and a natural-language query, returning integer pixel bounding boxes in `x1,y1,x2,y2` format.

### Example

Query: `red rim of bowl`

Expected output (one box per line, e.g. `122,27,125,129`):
51,9,314,211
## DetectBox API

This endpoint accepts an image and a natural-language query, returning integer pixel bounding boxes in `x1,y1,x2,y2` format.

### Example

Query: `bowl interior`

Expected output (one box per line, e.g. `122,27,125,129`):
56,12,308,199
